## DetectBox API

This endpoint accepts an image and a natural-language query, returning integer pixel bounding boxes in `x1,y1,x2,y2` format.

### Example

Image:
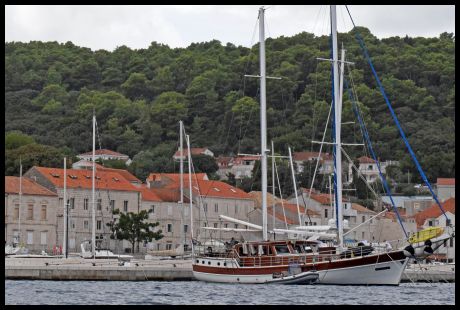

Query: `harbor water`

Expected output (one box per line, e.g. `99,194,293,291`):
5,280,455,305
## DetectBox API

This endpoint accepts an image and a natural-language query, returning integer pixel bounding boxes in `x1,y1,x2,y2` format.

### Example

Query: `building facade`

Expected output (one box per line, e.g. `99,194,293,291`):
5,176,58,253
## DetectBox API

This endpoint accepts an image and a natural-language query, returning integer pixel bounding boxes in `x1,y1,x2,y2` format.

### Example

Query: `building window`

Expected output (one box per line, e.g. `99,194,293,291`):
204,222,207,227
70,198,75,209
235,204,238,214
166,243,172,250
84,198,89,210
428,220,433,226
167,224,172,233
14,205,19,220
151,205,155,214
368,165,373,170
13,230,19,244
98,199,103,211
71,219,75,229
224,223,228,228
27,231,33,245
123,201,128,212
84,220,89,230
234,224,238,229
450,238,454,247
27,205,33,220
41,205,47,221
214,223,218,228
184,225,188,233
362,216,365,223
362,231,365,239
97,220,102,230
110,200,115,212
40,232,47,245
203,203,208,212
324,209,328,218
214,203,218,213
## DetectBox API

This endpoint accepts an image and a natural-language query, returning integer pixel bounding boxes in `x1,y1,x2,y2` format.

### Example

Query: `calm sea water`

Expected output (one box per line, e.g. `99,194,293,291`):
5,280,455,305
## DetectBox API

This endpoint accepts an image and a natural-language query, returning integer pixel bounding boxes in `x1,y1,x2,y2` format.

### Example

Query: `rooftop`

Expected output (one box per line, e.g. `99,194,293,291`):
437,178,455,186
414,197,455,227
5,176,57,196
78,148,129,157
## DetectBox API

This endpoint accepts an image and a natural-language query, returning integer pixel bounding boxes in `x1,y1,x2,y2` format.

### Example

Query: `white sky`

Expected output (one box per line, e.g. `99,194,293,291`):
5,5,455,51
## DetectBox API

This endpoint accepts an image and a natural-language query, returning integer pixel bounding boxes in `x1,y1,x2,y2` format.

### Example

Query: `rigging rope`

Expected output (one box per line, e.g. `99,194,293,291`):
344,76,408,238
345,5,449,224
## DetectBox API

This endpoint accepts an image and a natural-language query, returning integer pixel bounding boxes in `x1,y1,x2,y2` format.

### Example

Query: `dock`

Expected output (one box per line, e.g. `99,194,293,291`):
5,257,194,281
5,257,454,282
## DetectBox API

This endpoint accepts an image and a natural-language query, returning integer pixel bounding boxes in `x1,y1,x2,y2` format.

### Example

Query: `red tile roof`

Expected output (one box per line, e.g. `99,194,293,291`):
293,152,332,162
249,191,320,217
186,179,252,200
437,178,455,186
30,166,140,192
147,173,208,183
414,197,455,227
79,148,128,157
351,203,376,214
173,148,211,157
300,188,350,205
358,156,375,164
99,167,141,183
5,176,57,196
139,185,163,202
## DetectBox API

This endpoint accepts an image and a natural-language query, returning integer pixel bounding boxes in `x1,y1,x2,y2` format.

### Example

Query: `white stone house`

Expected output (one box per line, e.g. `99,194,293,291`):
5,176,58,254
77,149,132,165
436,178,455,202
24,166,141,254
173,147,214,161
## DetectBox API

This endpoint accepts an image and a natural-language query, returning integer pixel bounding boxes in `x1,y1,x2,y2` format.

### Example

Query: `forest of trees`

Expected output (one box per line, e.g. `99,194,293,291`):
5,27,455,190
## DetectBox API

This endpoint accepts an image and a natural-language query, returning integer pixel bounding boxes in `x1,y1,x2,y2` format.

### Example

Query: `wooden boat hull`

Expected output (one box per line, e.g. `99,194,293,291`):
192,250,408,285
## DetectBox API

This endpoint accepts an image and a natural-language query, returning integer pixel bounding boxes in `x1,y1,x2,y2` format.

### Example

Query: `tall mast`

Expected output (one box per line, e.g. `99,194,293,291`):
92,113,96,257
259,6,268,241
271,140,275,236
331,5,343,249
179,120,184,248
187,134,194,253
63,157,67,258
18,158,22,245
288,147,302,226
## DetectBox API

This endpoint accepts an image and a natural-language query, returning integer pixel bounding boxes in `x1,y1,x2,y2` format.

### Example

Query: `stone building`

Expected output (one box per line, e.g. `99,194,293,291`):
24,166,142,254
5,176,58,253
143,173,255,250
436,178,455,202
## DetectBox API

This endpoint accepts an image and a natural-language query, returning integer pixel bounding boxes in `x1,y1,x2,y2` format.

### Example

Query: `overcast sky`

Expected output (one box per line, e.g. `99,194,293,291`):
5,5,455,51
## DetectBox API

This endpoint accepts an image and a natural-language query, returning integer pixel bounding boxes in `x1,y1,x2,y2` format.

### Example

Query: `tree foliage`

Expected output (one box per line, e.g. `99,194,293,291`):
4,30,455,184
107,209,163,253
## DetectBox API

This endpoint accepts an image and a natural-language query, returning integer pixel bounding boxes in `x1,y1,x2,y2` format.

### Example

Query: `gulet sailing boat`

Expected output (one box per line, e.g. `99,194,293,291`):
191,6,454,285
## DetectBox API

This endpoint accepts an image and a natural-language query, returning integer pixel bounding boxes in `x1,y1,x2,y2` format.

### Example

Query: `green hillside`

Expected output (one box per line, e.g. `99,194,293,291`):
5,28,455,183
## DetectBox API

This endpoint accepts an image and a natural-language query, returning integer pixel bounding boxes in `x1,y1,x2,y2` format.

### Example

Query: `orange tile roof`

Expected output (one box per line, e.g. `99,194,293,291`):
351,203,376,214
31,166,140,192
99,167,141,183
266,207,297,225
186,179,252,200
437,178,455,186
5,176,57,196
79,148,128,157
414,197,455,227
173,148,211,157
249,191,320,217
293,152,332,161
146,173,208,183
358,156,375,164
300,188,349,205
139,185,163,202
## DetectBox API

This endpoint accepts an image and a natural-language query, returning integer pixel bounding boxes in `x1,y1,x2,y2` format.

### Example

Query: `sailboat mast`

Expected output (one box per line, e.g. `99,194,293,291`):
179,120,184,248
186,134,194,252
63,157,67,258
92,113,96,257
18,159,22,245
271,140,275,235
259,6,268,241
331,5,344,249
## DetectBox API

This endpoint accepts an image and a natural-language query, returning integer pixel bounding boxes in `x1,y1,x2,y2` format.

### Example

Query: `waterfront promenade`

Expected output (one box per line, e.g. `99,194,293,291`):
5,257,454,282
